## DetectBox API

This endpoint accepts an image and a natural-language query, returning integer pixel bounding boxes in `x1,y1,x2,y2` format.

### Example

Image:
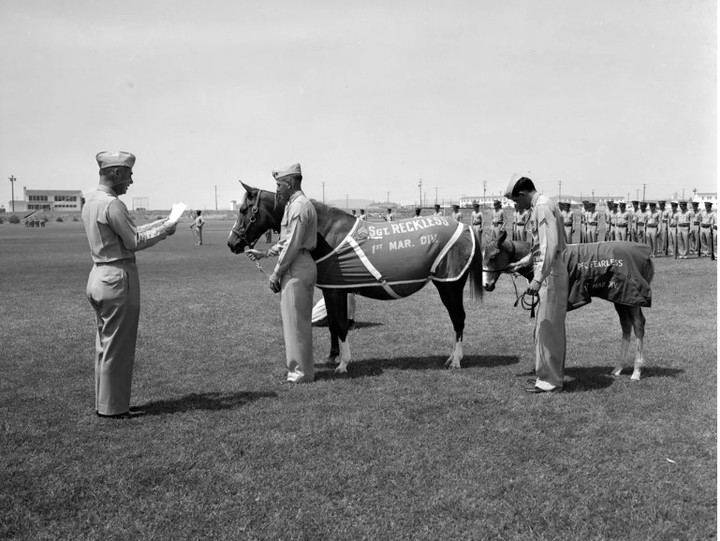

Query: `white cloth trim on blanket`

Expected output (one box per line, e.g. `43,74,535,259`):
429,222,474,282
314,217,361,265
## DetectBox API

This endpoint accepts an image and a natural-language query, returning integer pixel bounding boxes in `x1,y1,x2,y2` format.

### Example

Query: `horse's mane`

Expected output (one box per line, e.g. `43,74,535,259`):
309,199,354,220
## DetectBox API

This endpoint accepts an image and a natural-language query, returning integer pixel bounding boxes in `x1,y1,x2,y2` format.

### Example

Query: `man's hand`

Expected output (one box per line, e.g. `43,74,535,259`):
525,279,541,296
508,254,532,273
246,249,267,261
269,272,281,293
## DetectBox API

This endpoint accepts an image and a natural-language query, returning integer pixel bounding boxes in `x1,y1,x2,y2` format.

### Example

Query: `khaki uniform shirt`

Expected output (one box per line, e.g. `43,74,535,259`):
272,191,317,279
529,193,566,283
82,185,168,263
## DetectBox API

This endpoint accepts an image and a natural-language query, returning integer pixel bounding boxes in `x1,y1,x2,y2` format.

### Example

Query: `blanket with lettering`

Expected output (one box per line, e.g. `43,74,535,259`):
315,216,475,300
563,242,653,311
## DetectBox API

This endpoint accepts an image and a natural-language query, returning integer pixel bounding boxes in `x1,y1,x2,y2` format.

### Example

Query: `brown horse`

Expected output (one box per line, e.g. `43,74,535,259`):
227,183,483,373
482,231,654,380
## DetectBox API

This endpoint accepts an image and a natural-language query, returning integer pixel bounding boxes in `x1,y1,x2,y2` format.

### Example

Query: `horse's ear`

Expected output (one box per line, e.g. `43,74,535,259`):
239,181,254,194
498,229,507,244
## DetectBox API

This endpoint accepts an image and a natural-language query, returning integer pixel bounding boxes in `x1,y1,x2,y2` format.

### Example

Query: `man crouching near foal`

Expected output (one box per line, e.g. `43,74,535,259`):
246,163,318,383
505,175,568,393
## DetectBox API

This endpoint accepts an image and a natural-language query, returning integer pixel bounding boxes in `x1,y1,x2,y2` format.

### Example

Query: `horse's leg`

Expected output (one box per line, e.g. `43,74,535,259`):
630,307,646,381
324,290,351,373
611,304,633,377
434,280,467,369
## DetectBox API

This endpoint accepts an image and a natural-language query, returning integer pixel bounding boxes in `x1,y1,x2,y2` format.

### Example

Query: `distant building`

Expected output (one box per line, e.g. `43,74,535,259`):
7,188,83,212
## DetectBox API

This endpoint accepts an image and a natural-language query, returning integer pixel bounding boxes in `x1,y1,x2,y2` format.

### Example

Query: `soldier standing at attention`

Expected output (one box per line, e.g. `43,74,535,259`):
505,176,568,394
646,202,660,256
604,201,614,241
385,208,394,222
615,202,630,241
434,204,443,216
246,163,318,383
677,200,692,259
491,199,505,240
359,209,367,221
636,202,648,245
698,201,715,257
629,200,640,242
561,202,574,244
689,201,701,255
414,207,422,217
587,202,599,242
451,204,462,222
190,210,205,245
470,202,483,238
83,151,177,418
668,201,679,257
611,202,620,241
658,201,670,255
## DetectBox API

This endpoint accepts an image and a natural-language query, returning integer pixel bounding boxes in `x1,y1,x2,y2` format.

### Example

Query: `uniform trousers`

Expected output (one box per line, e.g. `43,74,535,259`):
513,226,524,242
491,226,503,240
564,226,573,244
280,251,317,383
86,260,140,416
678,226,690,257
700,226,712,256
668,227,678,256
689,227,699,254
659,224,668,254
646,226,658,254
586,225,597,243
534,258,568,389
616,225,628,241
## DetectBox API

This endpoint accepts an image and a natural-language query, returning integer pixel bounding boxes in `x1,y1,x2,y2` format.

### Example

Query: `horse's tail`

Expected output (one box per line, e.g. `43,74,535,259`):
643,254,655,285
468,225,484,301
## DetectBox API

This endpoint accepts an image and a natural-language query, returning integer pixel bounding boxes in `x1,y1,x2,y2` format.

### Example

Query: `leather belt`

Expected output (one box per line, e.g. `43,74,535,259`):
95,257,136,266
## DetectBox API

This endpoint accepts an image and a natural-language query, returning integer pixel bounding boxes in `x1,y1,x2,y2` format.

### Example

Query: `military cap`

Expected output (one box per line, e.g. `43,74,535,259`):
619,201,627,206
452,204,460,210
631,200,639,205
96,151,135,170
691,200,700,206
272,163,302,180
473,202,480,208
670,200,679,206
657,200,666,204
493,199,502,206
679,200,688,205
649,201,657,207
705,201,713,207
435,204,441,210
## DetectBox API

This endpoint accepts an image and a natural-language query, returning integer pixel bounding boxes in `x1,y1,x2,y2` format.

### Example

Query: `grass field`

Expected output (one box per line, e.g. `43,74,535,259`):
1,219,716,540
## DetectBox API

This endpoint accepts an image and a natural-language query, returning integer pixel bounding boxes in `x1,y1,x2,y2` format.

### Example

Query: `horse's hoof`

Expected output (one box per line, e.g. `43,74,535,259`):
334,365,348,374
610,368,623,377
444,358,453,367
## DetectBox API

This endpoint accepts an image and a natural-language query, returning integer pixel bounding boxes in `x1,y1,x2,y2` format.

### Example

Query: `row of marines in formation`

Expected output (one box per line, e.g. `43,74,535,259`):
478,198,716,259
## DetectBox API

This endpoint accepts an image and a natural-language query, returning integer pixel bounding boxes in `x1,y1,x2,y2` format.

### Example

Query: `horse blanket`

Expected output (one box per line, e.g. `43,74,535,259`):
563,242,653,311
315,216,476,300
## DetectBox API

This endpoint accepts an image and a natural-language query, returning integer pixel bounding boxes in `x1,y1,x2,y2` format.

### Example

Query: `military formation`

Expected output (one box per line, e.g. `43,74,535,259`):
570,199,717,259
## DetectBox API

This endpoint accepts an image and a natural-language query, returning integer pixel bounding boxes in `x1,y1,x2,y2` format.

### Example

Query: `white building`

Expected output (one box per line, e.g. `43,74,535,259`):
7,188,83,212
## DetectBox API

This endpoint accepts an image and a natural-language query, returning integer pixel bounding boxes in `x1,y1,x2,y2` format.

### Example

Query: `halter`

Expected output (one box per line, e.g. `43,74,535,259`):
231,189,263,249
482,240,538,318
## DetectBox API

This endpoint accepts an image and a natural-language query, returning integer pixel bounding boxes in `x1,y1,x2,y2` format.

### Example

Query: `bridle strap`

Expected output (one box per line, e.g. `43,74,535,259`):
231,189,263,248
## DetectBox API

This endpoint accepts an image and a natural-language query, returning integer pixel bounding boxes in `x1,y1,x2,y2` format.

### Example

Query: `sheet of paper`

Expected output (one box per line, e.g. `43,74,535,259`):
165,202,188,226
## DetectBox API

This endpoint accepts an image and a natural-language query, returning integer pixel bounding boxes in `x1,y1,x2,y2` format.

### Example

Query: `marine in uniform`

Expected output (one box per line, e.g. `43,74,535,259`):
615,201,630,241
505,176,568,393
491,200,505,240
699,201,715,257
645,202,660,256
82,151,177,418
414,207,422,217
636,202,648,245
668,201,679,257
630,200,640,243
604,201,614,241
246,163,318,383
434,204,442,216
677,201,692,259
586,202,599,243
689,201,700,255
470,202,483,238
385,208,394,222
359,209,367,221
561,202,574,244
451,204,462,222
658,201,670,255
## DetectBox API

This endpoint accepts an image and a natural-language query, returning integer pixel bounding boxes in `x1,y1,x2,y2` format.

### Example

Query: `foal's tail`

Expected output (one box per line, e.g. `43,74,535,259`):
468,225,484,301
643,255,655,285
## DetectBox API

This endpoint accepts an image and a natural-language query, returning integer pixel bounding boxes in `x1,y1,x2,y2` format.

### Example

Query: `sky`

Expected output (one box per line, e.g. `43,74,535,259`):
0,0,716,210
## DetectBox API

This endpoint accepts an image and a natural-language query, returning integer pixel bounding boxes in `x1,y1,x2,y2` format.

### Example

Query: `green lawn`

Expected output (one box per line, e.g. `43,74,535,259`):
1,220,716,540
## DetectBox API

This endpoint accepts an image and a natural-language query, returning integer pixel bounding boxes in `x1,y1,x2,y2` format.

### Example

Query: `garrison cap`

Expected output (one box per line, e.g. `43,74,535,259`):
631,200,639,204
658,200,666,204
504,173,523,198
691,200,700,206
671,200,679,206
649,201,657,207
679,200,687,205
96,151,135,170
452,204,460,210
272,163,302,181
435,204,441,210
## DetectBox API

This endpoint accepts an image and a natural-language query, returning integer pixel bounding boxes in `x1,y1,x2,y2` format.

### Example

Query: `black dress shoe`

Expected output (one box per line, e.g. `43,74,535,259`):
96,410,144,419
525,385,561,394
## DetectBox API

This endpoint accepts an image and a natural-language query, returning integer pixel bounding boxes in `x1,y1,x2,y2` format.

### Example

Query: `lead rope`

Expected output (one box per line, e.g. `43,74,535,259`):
510,274,539,318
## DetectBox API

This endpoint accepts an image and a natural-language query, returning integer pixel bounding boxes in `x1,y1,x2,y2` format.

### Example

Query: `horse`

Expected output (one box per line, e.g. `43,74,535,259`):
227,182,483,373
482,230,654,381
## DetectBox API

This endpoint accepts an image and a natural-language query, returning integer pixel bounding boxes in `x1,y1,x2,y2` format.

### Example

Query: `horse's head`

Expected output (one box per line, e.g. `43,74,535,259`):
227,182,282,254
482,230,514,291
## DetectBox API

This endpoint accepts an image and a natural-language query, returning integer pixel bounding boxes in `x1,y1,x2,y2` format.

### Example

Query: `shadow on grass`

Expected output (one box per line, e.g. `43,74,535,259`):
523,365,686,393
136,391,277,415
314,354,519,380
313,321,384,330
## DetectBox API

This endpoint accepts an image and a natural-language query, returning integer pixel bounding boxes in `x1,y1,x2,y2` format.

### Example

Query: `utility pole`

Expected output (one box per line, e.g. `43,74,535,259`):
591,189,595,201
483,180,487,207
9,175,16,212
642,183,647,201
322,182,326,203
558,180,562,200
435,186,439,205
345,193,349,210
386,191,390,204
215,185,218,211
418,179,423,207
